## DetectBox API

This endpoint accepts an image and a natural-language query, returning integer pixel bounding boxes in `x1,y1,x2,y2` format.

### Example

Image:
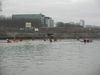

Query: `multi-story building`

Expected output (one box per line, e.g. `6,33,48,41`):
12,14,54,28
80,20,85,27
45,17,54,27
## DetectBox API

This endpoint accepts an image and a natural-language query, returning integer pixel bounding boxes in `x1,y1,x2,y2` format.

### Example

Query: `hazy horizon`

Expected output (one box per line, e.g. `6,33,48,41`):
1,0,100,26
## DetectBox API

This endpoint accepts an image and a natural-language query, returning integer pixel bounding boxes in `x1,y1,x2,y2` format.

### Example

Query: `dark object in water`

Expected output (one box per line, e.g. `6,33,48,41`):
47,33,57,42
80,39,93,43
49,39,52,42
7,39,11,43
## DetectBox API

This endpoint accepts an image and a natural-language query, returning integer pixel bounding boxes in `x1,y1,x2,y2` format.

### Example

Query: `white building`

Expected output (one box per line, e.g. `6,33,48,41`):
80,20,85,27
45,17,54,27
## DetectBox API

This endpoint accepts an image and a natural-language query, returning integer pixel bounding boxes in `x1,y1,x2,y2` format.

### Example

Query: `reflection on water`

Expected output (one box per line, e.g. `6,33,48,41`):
0,40,100,75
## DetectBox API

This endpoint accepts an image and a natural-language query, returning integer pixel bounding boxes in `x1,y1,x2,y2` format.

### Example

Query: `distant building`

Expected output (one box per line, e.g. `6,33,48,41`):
80,20,85,27
12,14,54,28
45,17,54,27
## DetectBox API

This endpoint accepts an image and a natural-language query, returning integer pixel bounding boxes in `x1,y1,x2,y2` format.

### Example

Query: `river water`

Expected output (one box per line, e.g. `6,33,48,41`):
0,40,100,75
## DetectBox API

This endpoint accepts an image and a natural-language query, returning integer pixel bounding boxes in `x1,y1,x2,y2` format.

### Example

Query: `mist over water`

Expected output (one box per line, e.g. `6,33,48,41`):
0,40,100,75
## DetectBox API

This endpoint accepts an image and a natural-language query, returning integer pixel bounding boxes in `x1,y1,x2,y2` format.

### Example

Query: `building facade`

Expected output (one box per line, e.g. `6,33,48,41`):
45,17,54,27
80,20,85,27
12,14,54,28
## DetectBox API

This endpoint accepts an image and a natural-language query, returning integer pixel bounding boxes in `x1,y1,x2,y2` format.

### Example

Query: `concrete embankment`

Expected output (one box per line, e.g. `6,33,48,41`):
0,32,100,40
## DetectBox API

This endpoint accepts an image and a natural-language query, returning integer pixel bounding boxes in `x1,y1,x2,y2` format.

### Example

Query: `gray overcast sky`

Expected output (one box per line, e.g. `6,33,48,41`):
2,0,100,25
